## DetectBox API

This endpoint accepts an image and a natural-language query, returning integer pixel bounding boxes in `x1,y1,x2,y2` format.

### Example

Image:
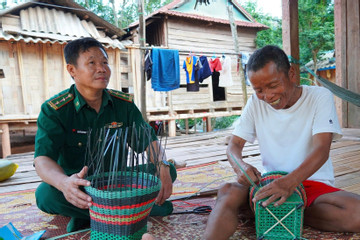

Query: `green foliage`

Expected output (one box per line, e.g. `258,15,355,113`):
239,1,282,48
75,0,172,29
240,0,334,66
298,0,334,65
213,116,239,130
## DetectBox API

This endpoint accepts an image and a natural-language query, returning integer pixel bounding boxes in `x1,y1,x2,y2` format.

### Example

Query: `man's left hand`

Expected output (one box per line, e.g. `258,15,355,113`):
252,175,297,207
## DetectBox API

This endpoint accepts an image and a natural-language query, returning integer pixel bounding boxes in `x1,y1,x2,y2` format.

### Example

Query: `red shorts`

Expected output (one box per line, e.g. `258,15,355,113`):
303,180,342,207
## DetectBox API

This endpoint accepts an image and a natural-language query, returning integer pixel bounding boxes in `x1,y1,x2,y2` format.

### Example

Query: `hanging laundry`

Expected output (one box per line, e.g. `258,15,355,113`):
183,55,200,92
209,57,225,101
219,55,233,87
209,57,222,72
144,50,152,81
151,48,180,91
241,52,251,86
198,56,212,83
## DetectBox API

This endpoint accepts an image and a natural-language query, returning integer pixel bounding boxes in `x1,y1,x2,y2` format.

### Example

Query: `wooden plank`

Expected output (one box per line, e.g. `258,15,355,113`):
16,42,27,114
42,43,49,100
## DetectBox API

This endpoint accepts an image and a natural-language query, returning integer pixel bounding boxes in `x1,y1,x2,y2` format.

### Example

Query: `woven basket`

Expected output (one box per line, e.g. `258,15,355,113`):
85,171,161,240
249,171,307,240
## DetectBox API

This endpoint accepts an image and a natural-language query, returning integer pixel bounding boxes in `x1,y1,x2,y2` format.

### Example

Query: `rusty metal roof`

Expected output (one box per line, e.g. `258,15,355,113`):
128,0,267,30
0,0,130,49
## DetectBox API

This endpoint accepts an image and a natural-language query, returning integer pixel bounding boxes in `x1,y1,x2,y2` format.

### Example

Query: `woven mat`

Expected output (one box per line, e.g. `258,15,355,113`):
1,162,360,239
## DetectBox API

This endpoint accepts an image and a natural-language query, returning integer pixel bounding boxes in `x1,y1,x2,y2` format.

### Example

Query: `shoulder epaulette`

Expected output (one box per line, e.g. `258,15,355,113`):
108,89,133,103
48,92,74,110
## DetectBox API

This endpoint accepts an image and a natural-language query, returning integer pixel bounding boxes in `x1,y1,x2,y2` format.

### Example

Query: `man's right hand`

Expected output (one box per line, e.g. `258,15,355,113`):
236,162,261,187
60,166,92,209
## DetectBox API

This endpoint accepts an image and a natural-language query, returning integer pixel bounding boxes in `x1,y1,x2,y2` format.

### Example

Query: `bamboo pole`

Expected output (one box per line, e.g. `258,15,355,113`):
138,0,147,121
115,49,122,90
227,5,248,105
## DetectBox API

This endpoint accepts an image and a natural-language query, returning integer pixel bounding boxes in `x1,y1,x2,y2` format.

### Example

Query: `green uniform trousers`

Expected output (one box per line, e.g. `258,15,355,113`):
35,163,177,220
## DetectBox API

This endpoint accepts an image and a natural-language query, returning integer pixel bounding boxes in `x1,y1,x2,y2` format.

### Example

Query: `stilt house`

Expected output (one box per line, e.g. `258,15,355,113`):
127,0,267,136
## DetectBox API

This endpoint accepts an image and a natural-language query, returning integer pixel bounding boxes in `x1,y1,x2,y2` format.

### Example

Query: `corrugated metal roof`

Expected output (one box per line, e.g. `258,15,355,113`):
128,0,267,30
302,50,336,72
0,0,130,49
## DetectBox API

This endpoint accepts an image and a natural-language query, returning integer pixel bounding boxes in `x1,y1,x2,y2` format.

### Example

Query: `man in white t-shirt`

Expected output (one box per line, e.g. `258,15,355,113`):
204,45,360,240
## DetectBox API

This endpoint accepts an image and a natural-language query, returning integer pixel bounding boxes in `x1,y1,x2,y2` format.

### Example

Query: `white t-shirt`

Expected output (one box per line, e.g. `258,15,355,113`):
233,85,342,186
219,55,233,87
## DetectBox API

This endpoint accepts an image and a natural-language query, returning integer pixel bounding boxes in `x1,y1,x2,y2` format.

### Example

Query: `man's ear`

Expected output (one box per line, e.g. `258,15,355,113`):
66,64,76,79
288,66,297,84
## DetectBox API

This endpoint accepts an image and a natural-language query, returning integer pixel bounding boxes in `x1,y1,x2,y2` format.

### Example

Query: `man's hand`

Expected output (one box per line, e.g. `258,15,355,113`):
155,165,173,205
234,161,261,187
252,175,296,207
59,166,92,209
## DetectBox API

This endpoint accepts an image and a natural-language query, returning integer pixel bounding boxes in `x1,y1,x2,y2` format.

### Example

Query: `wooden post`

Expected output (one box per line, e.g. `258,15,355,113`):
168,120,176,137
227,5,248,105
334,0,348,127
206,117,212,132
1,123,11,158
185,119,189,135
138,0,147,121
282,0,300,85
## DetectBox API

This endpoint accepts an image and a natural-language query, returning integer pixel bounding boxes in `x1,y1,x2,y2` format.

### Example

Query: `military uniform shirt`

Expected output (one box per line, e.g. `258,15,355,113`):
35,84,156,175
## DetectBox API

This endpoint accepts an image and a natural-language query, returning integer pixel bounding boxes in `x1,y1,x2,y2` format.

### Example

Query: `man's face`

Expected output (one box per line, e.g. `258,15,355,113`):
248,61,297,109
67,46,111,92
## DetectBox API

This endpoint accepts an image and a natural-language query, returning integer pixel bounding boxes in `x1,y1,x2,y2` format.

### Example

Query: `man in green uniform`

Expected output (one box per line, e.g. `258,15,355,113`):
34,37,176,233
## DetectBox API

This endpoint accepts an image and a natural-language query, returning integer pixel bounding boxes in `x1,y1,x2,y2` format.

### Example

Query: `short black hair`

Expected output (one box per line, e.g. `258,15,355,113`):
64,37,108,65
247,45,290,75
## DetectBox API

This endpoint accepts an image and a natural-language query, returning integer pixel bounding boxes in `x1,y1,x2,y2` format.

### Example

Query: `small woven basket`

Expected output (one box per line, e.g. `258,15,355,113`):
85,171,160,240
249,171,307,240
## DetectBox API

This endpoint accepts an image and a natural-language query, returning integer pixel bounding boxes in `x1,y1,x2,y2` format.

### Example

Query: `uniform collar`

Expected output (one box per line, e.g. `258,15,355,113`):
73,85,113,113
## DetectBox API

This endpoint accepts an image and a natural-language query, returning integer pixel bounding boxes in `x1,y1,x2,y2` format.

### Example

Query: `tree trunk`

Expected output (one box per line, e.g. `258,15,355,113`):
110,0,119,27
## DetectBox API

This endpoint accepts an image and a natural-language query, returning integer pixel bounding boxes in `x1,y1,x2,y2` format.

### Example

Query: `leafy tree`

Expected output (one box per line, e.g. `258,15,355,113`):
298,0,334,71
239,1,282,48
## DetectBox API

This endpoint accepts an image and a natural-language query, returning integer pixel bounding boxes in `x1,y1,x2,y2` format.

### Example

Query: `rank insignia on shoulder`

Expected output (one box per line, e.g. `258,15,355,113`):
106,122,123,129
48,93,74,110
107,89,133,103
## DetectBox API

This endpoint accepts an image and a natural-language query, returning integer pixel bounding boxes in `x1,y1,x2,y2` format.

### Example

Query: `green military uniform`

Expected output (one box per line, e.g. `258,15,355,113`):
35,84,176,229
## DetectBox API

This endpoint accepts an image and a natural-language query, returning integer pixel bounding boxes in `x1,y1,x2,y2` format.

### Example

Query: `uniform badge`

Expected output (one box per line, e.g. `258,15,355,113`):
106,122,123,129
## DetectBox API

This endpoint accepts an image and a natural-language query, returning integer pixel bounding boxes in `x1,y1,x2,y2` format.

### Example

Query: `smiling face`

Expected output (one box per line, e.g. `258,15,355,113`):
248,61,301,109
67,46,111,94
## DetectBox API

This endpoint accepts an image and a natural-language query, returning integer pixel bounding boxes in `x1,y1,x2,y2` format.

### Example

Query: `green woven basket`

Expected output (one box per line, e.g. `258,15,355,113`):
85,171,161,240
249,171,306,240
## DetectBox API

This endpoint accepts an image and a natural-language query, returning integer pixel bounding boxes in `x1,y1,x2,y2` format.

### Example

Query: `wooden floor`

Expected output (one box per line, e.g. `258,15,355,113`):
1,128,360,195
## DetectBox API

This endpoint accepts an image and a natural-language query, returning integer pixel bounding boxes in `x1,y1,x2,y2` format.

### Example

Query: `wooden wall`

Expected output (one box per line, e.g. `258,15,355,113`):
145,17,257,116
0,40,130,118
334,0,360,128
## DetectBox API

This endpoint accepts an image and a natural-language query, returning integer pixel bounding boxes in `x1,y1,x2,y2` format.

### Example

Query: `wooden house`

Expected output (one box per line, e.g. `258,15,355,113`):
127,0,267,136
0,0,132,157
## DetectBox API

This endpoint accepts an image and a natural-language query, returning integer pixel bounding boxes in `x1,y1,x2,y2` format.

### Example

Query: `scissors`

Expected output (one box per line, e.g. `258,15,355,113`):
172,205,212,215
